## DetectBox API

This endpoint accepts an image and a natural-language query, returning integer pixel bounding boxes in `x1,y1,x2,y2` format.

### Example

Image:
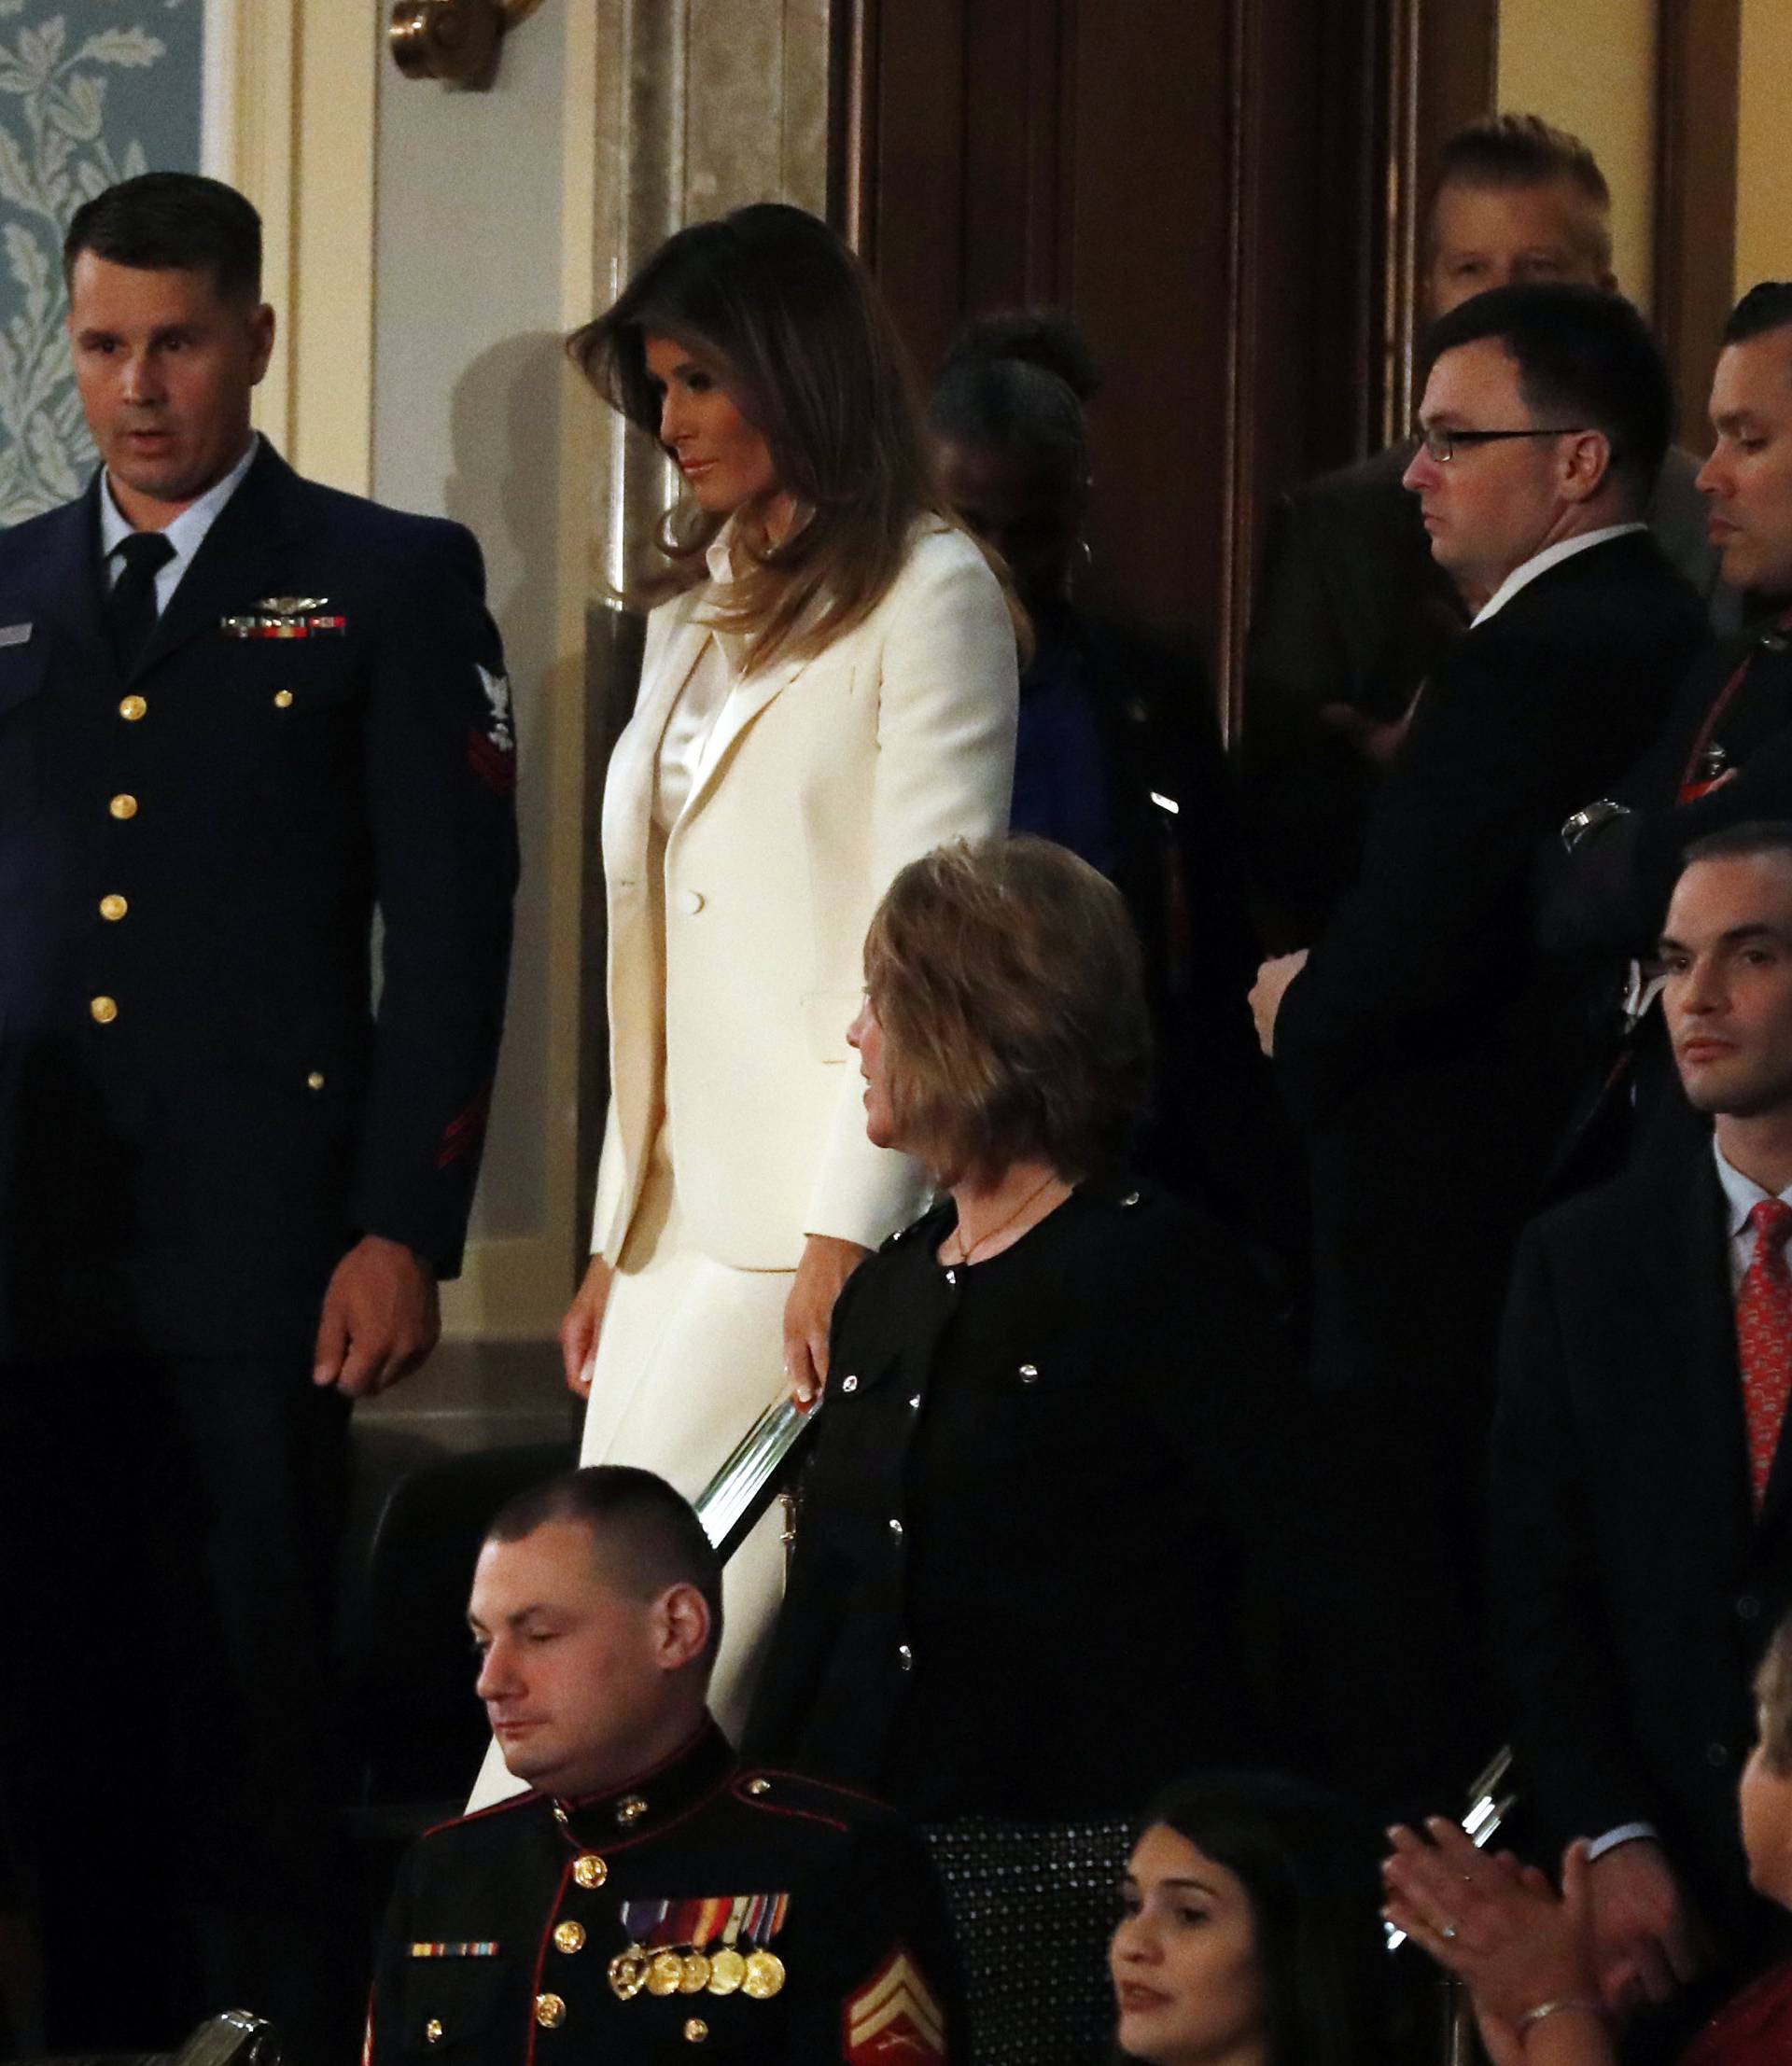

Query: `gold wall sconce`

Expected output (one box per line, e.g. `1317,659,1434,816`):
389,0,547,88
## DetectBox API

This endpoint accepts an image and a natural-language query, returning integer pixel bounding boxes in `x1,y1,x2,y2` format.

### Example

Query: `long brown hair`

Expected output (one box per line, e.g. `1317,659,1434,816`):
568,202,948,668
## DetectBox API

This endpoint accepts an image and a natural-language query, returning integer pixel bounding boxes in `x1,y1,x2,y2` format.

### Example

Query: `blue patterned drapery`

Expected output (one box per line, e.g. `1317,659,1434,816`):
0,0,203,523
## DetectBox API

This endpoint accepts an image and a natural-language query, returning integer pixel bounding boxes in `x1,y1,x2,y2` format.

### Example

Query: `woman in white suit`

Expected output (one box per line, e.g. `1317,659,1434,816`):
561,203,1018,1725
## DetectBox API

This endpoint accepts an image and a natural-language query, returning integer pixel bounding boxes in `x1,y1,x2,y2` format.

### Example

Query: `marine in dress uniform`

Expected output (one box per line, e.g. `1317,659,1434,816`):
370,1722,954,2061
0,179,518,2055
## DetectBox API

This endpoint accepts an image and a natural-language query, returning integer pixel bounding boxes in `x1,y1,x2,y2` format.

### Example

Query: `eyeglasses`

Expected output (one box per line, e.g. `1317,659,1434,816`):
1415,426,1589,463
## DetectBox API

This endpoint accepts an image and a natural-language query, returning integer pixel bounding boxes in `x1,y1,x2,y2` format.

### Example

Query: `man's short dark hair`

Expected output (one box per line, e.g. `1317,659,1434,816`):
1420,282,1672,505
1430,114,1613,272
1682,821,1792,873
63,172,262,302
1724,283,1792,351
486,1465,724,1669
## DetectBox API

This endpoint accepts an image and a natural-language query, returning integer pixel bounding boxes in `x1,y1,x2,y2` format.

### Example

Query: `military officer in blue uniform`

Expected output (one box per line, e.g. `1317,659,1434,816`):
0,174,517,2056
369,1467,955,2064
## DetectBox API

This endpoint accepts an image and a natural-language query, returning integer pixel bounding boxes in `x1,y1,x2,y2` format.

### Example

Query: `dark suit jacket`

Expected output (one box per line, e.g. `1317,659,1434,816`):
0,443,519,1358
1547,615,1792,964
1491,1145,1792,1951
1243,445,1729,942
1274,533,1708,1394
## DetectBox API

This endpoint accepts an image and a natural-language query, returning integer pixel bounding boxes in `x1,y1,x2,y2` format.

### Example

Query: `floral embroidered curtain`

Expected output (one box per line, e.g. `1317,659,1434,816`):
0,0,202,523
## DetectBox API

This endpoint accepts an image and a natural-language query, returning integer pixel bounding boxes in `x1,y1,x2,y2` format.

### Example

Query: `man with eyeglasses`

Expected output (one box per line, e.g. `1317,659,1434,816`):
1246,283,1706,1787
1241,115,1727,946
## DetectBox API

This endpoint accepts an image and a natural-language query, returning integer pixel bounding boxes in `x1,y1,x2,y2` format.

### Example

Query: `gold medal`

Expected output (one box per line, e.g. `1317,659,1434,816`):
743,1948,786,2000
679,1951,711,1993
608,1947,648,2001
707,1947,747,1996
648,1950,685,1997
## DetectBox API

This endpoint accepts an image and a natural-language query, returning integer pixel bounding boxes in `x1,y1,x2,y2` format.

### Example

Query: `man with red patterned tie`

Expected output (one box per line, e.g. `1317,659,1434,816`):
1492,824,1792,2047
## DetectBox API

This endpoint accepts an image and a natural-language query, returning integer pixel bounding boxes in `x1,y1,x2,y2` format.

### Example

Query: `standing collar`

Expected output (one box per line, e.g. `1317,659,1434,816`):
99,431,260,573
1470,521,1648,628
551,1716,735,1849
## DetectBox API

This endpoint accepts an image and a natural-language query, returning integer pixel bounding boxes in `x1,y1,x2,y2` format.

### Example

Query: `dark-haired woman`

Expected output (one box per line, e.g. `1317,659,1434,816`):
558,206,1017,1725
930,315,1287,1255
747,835,1302,2063
1113,1772,1416,2066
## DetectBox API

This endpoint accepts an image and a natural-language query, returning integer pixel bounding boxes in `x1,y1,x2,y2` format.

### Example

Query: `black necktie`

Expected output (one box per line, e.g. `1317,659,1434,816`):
105,531,175,676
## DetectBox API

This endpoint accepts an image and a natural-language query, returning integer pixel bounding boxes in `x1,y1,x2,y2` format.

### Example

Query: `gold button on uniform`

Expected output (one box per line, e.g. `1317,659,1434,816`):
553,1920,586,1955
684,2018,709,2044
534,1992,567,2029
616,1794,648,1825
109,793,137,820
273,690,294,709
745,1777,770,1796
119,694,147,721
306,1070,326,1091
99,894,128,922
90,996,118,1025
572,1852,608,1890
424,2020,443,2046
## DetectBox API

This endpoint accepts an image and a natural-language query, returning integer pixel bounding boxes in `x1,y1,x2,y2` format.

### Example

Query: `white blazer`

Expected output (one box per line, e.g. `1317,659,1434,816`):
591,520,1018,1269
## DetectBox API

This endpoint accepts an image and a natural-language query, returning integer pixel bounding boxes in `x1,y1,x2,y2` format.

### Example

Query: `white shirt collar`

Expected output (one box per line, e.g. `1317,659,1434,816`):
1469,522,1649,629
100,432,260,599
1713,1136,1792,1239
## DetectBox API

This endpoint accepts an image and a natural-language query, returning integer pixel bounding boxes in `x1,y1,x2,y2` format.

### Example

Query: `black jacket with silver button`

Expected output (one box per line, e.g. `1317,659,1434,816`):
368,1721,957,2063
747,1175,1303,1822
0,444,517,1355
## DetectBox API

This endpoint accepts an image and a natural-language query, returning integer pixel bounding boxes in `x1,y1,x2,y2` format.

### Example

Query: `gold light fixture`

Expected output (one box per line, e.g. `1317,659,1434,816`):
389,0,548,88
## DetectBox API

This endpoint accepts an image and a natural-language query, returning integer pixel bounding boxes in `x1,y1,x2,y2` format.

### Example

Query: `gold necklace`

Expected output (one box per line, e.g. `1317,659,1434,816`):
943,1172,1065,1268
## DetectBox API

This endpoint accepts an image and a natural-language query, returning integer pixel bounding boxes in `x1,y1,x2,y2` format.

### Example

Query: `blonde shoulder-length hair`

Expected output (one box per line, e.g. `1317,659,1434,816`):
863,836,1153,1188
568,202,952,670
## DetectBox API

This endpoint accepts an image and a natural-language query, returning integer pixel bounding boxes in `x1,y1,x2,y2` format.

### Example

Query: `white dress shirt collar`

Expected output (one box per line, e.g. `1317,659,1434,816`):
1470,521,1649,629
100,432,260,611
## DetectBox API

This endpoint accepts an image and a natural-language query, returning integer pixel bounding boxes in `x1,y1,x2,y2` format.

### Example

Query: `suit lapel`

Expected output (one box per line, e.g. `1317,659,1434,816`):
36,475,117,684
1665,1153,1755,1564
679,648,812,824
605,605,710,885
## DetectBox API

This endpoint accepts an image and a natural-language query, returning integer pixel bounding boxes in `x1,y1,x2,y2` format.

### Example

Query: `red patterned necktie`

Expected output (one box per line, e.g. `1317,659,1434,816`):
1737,1197,1792,1510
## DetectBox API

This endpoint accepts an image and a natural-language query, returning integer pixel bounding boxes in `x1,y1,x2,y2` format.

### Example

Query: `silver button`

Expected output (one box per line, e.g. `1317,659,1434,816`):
1119,1191,1141,1207
908,1394,921,1410
840,1375,858,1393
1738,1594,1761,1620
889,1517,903,1535
945,1268,957,1285
676,888,705,914
1708,1741,1729,1766
1018,1363,1039,1383
897,1643,913,1670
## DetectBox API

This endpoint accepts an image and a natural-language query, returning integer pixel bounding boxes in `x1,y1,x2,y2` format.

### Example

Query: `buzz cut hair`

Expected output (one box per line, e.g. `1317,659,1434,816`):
1682,821,1792,874
1724,283,1792,351
63,171,262,303
485,1465,724,1672
1429,112,1614,272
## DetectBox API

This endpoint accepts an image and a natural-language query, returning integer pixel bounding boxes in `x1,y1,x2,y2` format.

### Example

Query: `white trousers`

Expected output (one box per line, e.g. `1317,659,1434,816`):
468,1133,791,1811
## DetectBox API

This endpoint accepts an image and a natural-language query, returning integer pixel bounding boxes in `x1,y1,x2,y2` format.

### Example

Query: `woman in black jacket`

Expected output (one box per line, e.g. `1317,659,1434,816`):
746,835,1303,2066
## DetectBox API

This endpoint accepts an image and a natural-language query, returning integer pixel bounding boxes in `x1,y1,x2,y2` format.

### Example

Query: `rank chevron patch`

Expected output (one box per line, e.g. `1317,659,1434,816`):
844,1947,945,2062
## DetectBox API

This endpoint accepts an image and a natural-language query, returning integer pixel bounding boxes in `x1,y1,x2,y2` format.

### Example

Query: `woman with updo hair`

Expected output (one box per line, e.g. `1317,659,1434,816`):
930,314,1285,1252
748,834,1300,2063
554,204,1018,1727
